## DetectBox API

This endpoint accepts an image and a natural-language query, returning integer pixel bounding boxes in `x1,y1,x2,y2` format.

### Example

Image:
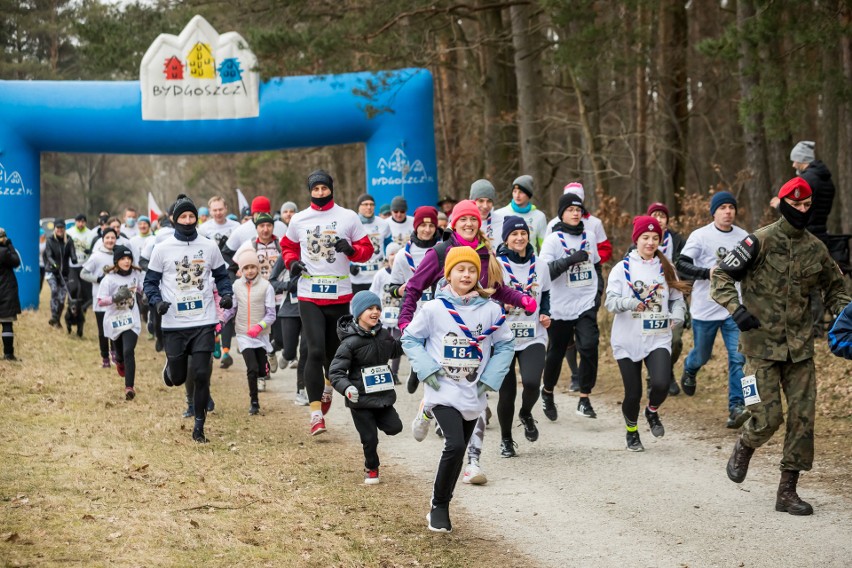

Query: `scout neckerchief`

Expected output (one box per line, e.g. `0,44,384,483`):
404,241,417,270
440,298,506,361
498,253,536,293
557,230,587,256
622,253,664,308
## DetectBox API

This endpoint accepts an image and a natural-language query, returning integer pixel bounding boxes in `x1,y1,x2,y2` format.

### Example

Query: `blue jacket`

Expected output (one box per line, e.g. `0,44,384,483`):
828,300,852,359
400,287,515,392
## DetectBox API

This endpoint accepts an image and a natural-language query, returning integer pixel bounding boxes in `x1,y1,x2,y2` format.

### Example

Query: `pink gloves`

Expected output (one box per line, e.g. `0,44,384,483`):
247,324,263,338
520,295,537,315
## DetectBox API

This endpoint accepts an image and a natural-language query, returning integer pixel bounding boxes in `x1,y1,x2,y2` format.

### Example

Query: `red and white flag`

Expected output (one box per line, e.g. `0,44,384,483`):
148,192,163,223
236,188,249,215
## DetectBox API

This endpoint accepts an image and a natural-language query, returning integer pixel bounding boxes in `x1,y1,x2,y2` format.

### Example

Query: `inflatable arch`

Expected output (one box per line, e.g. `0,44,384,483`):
0,16,437,309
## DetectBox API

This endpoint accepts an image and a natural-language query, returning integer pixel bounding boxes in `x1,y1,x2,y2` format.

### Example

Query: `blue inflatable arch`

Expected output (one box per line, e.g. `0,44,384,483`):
0,68,437,309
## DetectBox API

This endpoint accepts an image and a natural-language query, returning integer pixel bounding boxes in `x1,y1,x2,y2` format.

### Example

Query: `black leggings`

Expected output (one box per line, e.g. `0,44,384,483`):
350,406,403,469
282,317,308,391
498,343,546,439
299,301,348,403
618,348,671,427
221,319,235,351
543,309,599,394
2,321,14,356
431,405,477,509
241,346,267,401
94,312,113,359
114,331,138,388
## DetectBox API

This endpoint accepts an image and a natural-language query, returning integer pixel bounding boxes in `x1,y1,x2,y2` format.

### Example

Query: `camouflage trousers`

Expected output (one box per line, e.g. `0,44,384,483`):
47,275,68,321
741,356,816,471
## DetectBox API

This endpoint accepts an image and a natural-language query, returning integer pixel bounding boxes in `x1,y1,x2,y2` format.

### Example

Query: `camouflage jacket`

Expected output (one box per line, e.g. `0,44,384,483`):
711,216,850,362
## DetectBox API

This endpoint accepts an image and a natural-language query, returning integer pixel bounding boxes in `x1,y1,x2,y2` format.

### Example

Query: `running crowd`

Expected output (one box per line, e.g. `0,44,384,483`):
2,140,852,532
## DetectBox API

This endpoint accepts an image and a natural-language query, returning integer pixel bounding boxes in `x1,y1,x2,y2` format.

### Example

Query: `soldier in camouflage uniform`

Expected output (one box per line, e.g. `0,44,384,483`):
710,177,850,516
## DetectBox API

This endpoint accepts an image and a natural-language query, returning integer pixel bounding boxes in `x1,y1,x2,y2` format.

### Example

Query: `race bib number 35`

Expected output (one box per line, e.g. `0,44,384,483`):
361,365,394,394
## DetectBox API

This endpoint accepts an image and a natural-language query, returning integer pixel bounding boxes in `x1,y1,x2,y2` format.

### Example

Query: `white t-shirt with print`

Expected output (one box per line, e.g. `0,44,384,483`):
680,222,747,321
498,252,551,351
369,268,401,329
199,218,240,242
97,270,143,340
607,251,683,361
147,235,227,329
388,216,414,247
226,219,287,252
539,229,600,320
83,248,116,313
68,227,97,267
352,217,391,286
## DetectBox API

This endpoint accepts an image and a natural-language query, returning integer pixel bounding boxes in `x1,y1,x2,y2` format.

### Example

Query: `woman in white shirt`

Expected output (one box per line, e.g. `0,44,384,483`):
605,216,690,452
82,228,118,368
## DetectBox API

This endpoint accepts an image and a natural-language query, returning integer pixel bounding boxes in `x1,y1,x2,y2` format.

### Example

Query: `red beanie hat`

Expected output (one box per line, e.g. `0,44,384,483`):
646,202,670,218
251,196,271,214
413,206,438,230
632,215,663,244
450,199,482,228
777,177,812,201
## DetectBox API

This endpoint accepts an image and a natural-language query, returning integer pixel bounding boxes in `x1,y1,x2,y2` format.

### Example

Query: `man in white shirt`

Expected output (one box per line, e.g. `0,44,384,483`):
676,191,749,428
199,195,240,248
388,196,414,246
469,179,501,247
68,213,97,310
120,207,140,239
495,175,548,252
351,194,391,293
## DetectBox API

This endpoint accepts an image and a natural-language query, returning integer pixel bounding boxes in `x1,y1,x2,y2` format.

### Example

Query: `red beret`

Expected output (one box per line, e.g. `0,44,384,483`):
777,178,812,201
632,215,663,244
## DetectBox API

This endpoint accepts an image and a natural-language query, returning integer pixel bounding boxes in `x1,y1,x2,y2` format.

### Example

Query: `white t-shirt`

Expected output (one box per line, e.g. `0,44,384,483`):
388,216,414,247
83,247,116,313
680,222,747,321
68,227,96,267
199,218,240,242
147,235,227,329
97,270,143,340
285,204,368,301
405,294,513,420
389,241,435,303
496,205,548,251
539,229,600,320
352,217,391,286
546,214,608,247
607,251,683,361
120,224,139,239
369,268,401,329
226,219,287,252
498,251,551,351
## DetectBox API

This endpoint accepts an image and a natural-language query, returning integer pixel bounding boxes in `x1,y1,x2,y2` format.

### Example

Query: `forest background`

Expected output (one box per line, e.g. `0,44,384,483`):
3,0,851,235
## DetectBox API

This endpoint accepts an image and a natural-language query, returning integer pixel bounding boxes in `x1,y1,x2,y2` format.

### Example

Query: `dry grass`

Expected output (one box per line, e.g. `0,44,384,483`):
0,290,532,568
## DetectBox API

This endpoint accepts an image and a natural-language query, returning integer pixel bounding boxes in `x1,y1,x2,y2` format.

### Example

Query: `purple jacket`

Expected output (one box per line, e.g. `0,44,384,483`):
398,235,527,329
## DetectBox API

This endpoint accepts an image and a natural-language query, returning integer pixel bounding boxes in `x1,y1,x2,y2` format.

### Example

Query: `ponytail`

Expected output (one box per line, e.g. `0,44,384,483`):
656,250,691,294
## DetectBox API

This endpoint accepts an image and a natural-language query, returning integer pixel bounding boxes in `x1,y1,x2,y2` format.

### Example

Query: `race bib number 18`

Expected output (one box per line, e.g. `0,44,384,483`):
176,292,204,317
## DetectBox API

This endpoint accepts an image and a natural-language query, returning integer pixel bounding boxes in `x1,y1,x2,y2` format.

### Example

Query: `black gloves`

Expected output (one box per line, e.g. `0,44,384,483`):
334,238,355,257
349,264,360,276
565,250,589,266
156,301,171,315
548,250,589,279
732,305,761,332
219,295,233,309
289,260,306,279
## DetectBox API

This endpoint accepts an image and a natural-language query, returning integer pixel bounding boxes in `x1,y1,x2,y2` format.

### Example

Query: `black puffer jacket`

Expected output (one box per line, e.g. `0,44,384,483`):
329,315,403,409
0,239,21,318
44,234,76,278
801,160,836,238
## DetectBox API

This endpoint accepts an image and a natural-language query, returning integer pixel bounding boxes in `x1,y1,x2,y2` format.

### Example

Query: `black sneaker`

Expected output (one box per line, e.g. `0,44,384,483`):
568,377,580,392
644,407,665,438
406,370,419,394
541,388,558,421
162,361,173,387
626,430,644,452
3,353,19,362
155,336,163,353
207,397,215,413
192,420,208,443
680,369,696,396
249,400,260,415
427,506,452,533
499,438,518,458
485,405,492,426
726,404,750,429
668,377,681,396
519,412,539,442
434,423,444,438
182,403,194,419
576,397,597,419
220,353,233,369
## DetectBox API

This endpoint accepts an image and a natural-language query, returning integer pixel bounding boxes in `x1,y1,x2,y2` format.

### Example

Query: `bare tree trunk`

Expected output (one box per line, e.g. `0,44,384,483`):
656,0,688,207
633,2,649,214
510,2,543,190
839,4,852,233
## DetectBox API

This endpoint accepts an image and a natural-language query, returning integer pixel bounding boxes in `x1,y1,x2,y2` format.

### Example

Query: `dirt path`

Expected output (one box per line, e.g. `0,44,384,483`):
268,360,852,568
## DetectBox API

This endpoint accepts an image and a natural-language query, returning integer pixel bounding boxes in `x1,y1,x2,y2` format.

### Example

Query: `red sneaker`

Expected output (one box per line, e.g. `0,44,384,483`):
125,386,136,401
364,468,380,485
310,415,327,436
320,390,333,415
116,363,125,378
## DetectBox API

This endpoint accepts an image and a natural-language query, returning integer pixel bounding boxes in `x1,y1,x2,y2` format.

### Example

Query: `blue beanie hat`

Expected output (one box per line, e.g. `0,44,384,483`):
501,215,530,243
710,191,737,216
350,290,382,320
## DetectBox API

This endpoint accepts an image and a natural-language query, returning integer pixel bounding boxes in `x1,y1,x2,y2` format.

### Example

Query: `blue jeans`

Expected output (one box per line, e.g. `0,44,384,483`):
683,317,745,410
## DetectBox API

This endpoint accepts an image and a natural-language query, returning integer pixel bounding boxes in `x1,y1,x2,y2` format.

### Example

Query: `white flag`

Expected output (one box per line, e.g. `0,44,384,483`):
236,188,249,215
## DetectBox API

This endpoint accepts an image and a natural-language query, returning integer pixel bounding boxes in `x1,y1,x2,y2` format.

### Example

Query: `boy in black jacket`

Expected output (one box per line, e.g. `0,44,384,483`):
330,290,404,484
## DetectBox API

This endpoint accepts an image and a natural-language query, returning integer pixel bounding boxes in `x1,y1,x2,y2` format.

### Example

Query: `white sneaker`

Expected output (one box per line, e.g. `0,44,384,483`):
279,354,287,369
411,400,432,442
462,459,487,485
267,353,278,374
258,377,266,392
288,359,299,369
294,389,309,406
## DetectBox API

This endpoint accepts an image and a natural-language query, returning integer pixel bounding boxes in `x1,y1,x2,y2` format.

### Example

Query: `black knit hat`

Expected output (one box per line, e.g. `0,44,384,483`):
172,193,198,221
501,215,530,244
253,212,274,227
307,170,334,192
558,193,585,219
356,193,375,207
113,244,133,263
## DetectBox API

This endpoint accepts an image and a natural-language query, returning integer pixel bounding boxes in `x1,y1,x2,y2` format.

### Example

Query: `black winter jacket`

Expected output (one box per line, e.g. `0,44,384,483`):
0,240,21,318
801,160,835,238
329,315,404,409
44,234,77,278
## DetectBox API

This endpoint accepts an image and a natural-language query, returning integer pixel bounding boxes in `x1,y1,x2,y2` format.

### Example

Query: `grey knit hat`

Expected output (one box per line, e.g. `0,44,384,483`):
469,179,496,202
790,141,815,164
512,175,534,198
280,201,298,213
390,196,408,212
172,194,198,221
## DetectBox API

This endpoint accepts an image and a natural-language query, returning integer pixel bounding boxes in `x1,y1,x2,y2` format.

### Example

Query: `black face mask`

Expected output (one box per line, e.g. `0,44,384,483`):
779,199,813,231
311,193,334,209
174,221,198,241
117,267,132,277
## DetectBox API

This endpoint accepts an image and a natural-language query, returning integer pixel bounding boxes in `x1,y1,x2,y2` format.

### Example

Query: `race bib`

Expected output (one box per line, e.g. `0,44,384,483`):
306,277,340,299
741,375,760,406
361,365,395,394
382,306,399,326
510,321,535,340
107,310,134,334
175,291,204,317
421,290,434,302
641,311,669,335
357,262,381,273
567,261,594,287
441,336,479,369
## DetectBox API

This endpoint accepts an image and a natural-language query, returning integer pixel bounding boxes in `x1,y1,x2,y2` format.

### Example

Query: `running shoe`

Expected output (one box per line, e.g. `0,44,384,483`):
680,369,696,396
541,388,558,421
364,468,380,485
392,373,400,385
182,403,195,419
485,405,492,426
626,430,644,452
568,377,580,392
207,397,215,413
162,361,173,387
668,377,681,396
267,353,278,374
124,386,136,401
258,377,266,392
288,358,299,369
320,389,333,415
220,353,233,369
155,336,163,353
294,389,309,406
435,423,444,438
116,362,125,378
3,354,19,362
102,358,111,369
726,404,750,429
249,400,260,415
519,412,539,442
213,339,221,359
462,458,487,485
499,438,518,458
576,397,597,419
310,414,327,436
110,349,118,365
192,420,208,443
411,401,432,442
406,369,419,394
427,506,452,533
644,407,665,438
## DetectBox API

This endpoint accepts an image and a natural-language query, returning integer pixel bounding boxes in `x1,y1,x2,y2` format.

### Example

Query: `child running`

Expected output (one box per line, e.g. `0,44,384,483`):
329,290,404,485
96,245,143,399
369,243,403,384
402,246,514,533
605,216,689,451
221,248,277,415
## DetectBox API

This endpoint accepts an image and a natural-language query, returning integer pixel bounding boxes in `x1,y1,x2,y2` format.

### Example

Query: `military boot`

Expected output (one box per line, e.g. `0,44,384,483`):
775,471,813,516
726,437,755,483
